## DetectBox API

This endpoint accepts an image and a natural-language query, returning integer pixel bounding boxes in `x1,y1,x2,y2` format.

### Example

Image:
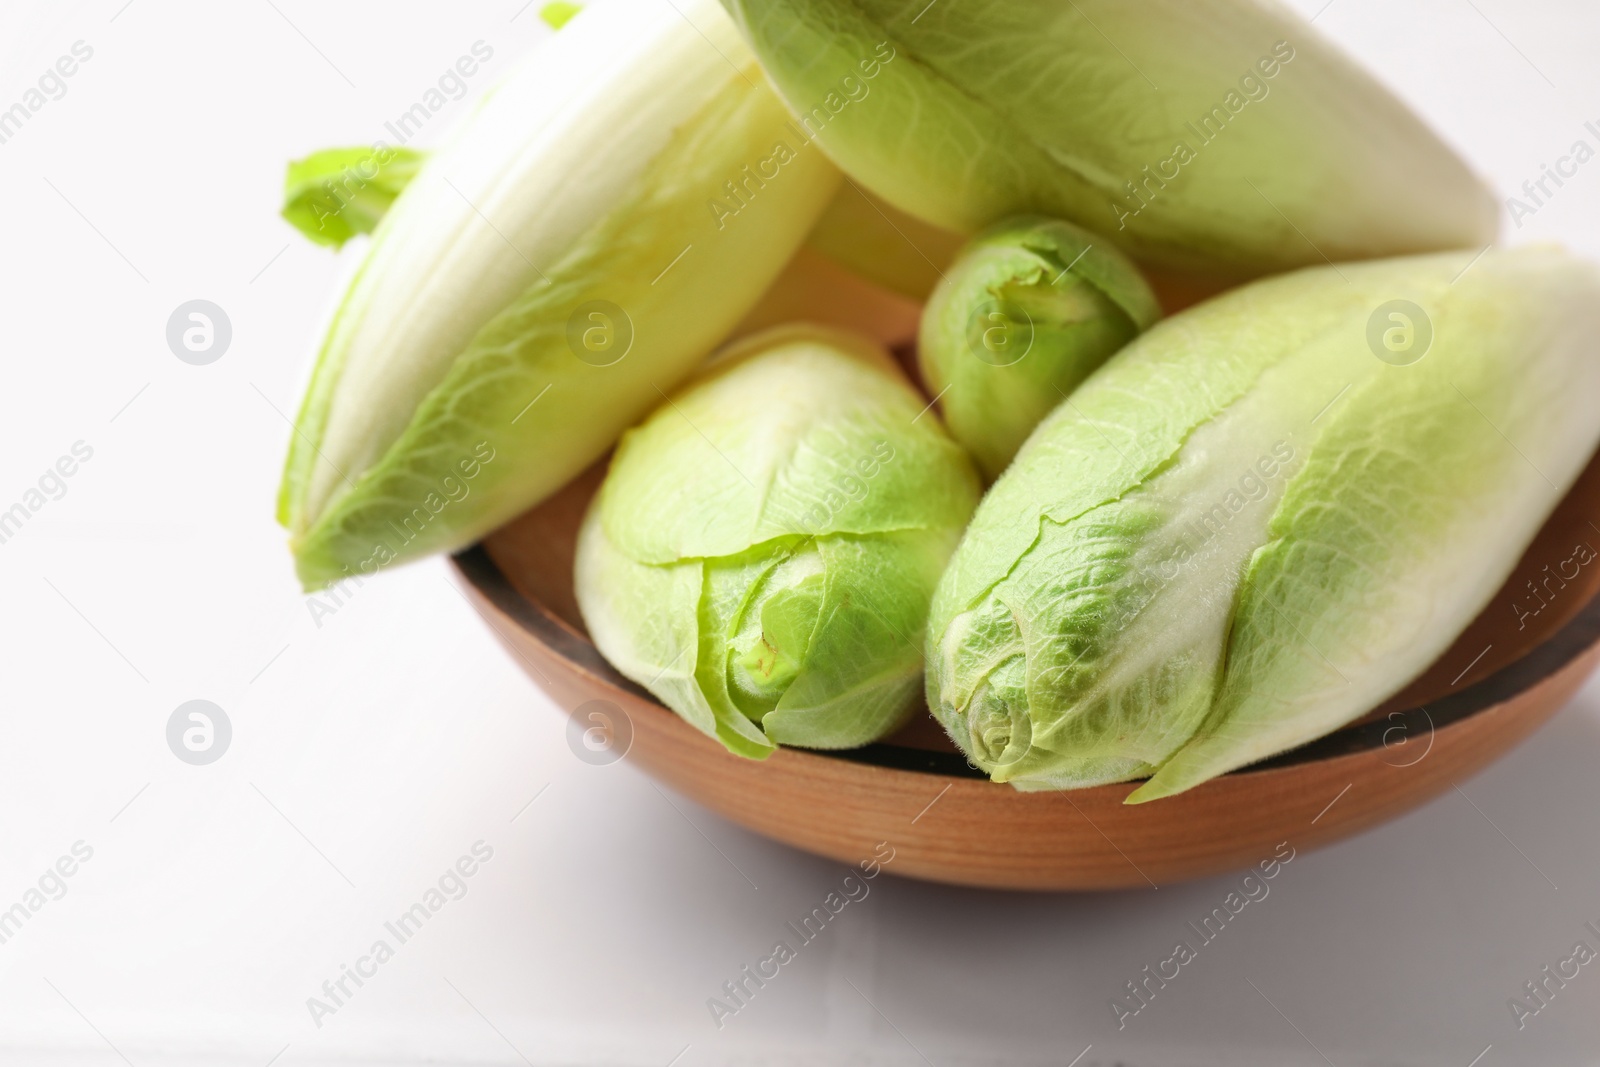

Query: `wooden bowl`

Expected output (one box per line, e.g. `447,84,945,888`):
454,450,1600,891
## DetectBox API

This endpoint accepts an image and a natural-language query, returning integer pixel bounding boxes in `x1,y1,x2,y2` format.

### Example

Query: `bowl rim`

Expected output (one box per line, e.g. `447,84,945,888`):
453,542,1600,782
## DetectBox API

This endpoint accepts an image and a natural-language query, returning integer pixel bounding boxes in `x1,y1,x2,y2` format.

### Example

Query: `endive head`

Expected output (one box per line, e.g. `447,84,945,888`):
926,245,1600,800
276,0,839,590
718,0,1496,279
576,325,980,756
919,215,1160,480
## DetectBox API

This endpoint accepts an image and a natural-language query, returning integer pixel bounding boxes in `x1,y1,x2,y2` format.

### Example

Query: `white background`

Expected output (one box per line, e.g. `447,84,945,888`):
2,1,1600,1064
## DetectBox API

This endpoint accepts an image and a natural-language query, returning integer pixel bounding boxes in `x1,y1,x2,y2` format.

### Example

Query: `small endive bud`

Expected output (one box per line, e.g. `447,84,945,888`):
918,216,1160,480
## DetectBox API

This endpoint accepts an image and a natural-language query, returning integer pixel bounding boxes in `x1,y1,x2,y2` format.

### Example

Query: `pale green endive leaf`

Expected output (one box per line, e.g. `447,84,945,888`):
926,246,1600,800
281,146,427,250
278,0,840,590
719,0,1496,279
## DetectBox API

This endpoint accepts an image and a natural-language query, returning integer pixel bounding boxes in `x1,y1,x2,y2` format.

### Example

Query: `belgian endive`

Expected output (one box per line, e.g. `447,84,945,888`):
718,0,1496,279
577,327,980,756
926,246,1600,801
277,0,840,589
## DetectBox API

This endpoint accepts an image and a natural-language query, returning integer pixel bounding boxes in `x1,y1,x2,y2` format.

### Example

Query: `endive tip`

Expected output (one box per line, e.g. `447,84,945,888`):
540,1,583,29
1126,742,1233,803
1122,777,1173,805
